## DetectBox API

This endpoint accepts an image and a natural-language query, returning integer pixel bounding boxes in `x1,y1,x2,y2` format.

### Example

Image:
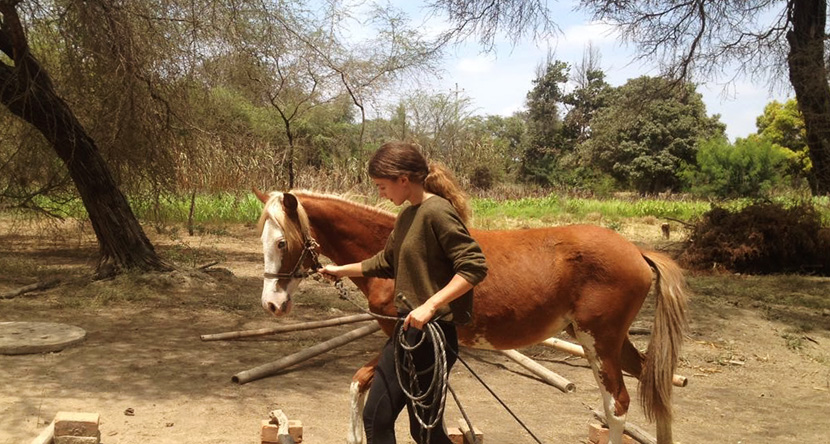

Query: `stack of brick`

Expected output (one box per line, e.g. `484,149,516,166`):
54,412,100,444
587,423,636,444
261,418,303,444
448,419,483,444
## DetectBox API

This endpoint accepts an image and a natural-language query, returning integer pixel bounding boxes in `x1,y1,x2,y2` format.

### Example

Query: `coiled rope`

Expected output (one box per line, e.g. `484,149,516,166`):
334,279,543,444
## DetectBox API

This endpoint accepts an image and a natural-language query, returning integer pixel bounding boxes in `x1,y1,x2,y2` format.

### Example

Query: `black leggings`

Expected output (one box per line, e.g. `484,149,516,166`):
363,321,458,444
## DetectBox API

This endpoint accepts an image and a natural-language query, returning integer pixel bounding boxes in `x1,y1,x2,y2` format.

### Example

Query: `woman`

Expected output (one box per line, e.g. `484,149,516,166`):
321,141,488,444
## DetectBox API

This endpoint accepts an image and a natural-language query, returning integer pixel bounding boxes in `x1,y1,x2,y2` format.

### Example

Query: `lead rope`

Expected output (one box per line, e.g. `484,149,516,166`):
332,280,552,444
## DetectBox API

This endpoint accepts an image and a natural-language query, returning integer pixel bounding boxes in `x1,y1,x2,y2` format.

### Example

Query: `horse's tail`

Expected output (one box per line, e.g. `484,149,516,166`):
639,250,689,425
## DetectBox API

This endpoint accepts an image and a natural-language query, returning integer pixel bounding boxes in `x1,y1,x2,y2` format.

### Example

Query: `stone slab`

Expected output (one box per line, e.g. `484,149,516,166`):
0,322,86,355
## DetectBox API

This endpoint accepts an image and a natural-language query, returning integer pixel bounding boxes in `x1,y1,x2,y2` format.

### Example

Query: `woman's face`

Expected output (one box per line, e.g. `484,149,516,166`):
372,176,410,206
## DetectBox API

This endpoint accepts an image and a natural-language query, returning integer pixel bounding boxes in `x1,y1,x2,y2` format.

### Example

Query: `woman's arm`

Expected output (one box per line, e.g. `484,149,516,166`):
403,274,474,330
320,262,364,279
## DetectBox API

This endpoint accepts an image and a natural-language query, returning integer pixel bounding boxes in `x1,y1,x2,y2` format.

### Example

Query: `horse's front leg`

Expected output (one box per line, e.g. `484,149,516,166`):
347,353,380,444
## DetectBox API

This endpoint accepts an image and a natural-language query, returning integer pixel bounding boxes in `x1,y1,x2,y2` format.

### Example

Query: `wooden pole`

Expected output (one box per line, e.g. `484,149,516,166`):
1,278,60,300
201,313,375,341
30,420,54,444
541,337,688,388
232,322,382,384
498,349,576,393
590,407,656,444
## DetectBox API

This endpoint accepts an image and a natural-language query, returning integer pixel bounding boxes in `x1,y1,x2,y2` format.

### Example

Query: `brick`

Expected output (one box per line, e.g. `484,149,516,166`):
448,427,464,444
262,420,280,442
587,423,636,444
54,412,100,438
54,432,100,444
448,425,483,444
288,419,303,443
262,419,303,443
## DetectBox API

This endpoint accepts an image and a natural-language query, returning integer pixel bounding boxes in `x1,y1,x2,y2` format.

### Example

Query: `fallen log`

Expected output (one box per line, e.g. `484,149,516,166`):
541,337,688,388
232,322,382,384
201,313,374,341
1,278,61,300
499,349,576,393
590,407,656,444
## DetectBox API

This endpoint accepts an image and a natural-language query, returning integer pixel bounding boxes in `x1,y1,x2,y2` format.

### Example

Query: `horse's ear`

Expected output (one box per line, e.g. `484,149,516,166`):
253,187,270,204
283,193,299,212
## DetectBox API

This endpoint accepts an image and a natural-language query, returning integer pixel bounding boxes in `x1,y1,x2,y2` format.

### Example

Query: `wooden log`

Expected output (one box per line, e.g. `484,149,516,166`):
498,349,575,393
590,407,656,444
540,337,688,388
31,420,54,444
2,278,61,300
233,322,382,384
201,313,375,341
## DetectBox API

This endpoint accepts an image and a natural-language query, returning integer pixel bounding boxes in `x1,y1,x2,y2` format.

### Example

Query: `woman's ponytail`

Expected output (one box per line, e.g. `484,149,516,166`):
424,162,471,225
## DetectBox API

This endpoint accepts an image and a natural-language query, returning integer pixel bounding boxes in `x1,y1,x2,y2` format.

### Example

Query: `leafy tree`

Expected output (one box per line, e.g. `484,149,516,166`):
587,76,725,194
756,98,811,181
562,44,612,148
0,0,168,277
757,99,807,153
581,0,830,195
683,136,798,198
521,57,569,184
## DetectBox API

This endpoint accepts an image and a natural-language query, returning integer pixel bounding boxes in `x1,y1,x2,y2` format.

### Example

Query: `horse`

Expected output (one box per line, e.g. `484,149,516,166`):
254,189,689,444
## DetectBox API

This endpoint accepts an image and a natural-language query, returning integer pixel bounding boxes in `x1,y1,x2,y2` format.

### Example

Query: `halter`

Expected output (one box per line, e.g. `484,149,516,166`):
262,237,322,280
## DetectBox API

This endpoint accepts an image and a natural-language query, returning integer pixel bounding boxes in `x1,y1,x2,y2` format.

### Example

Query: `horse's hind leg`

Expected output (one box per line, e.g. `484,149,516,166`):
573,327,630,444
347,354,380,444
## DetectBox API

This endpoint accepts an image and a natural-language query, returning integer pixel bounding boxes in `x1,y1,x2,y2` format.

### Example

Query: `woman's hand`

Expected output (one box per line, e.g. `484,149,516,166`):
319,264,342,281
402,303,437,330
319,262,364,280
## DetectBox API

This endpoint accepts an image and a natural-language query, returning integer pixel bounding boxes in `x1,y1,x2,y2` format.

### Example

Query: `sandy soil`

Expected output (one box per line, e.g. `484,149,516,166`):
1,222,829,444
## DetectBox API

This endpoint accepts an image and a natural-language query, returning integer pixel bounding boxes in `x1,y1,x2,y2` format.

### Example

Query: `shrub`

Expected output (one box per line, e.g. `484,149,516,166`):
683,136,797,198
681,201,830,274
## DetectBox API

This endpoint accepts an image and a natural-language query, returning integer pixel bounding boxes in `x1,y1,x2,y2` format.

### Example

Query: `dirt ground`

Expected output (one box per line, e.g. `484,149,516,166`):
1,220,829,444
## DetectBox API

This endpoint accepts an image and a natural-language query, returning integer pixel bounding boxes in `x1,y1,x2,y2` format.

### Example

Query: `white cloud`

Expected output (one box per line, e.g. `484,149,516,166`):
554,20,623,53
456,55,497,74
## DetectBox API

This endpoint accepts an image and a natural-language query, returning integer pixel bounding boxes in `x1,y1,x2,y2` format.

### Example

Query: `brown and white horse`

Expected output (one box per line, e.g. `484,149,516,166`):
255,190,689,444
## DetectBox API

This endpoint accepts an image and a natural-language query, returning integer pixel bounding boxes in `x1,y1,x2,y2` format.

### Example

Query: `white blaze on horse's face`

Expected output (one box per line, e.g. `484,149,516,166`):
260,216,299,316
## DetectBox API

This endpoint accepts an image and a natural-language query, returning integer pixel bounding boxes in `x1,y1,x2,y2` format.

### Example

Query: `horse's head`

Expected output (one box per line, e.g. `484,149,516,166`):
255,189,320,317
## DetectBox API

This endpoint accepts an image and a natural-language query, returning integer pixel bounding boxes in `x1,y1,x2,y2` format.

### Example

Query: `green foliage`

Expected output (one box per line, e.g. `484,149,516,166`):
754,98,811,179
521,58,570,184
683,136,799,198
587,76,726,194
472,194,709,222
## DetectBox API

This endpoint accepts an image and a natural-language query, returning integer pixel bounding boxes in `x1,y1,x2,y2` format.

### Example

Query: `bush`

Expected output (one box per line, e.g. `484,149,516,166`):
681,202,830,274
683,136,797,198
470,165,495,190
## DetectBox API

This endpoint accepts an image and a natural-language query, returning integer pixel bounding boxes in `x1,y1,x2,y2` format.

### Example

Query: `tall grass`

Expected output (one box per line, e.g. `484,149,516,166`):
17,192,830,228
472,195,710,223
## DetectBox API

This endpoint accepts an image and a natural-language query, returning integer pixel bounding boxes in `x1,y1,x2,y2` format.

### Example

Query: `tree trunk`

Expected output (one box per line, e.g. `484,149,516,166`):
0,3,168,278
787,0,830,195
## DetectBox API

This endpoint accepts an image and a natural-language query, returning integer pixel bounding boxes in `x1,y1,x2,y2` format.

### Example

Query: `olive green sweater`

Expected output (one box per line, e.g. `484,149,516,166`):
361,196,488,324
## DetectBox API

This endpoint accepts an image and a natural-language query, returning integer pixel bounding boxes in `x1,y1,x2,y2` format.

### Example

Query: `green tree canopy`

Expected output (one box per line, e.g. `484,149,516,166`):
683,136,798,198
587,76,725,194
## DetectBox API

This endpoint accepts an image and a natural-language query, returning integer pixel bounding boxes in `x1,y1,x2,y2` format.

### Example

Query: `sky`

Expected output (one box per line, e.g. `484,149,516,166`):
371,1,794,141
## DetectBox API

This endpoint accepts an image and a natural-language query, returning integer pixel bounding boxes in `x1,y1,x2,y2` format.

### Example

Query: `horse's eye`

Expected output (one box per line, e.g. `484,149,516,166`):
277,240,287,250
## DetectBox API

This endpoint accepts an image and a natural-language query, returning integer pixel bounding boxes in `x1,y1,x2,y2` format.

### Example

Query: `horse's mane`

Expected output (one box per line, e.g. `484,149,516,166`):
291,189,396,220
258,189,395,250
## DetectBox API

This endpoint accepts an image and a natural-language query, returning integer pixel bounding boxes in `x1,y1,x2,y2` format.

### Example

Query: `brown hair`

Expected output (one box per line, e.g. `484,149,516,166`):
368,141,471,224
